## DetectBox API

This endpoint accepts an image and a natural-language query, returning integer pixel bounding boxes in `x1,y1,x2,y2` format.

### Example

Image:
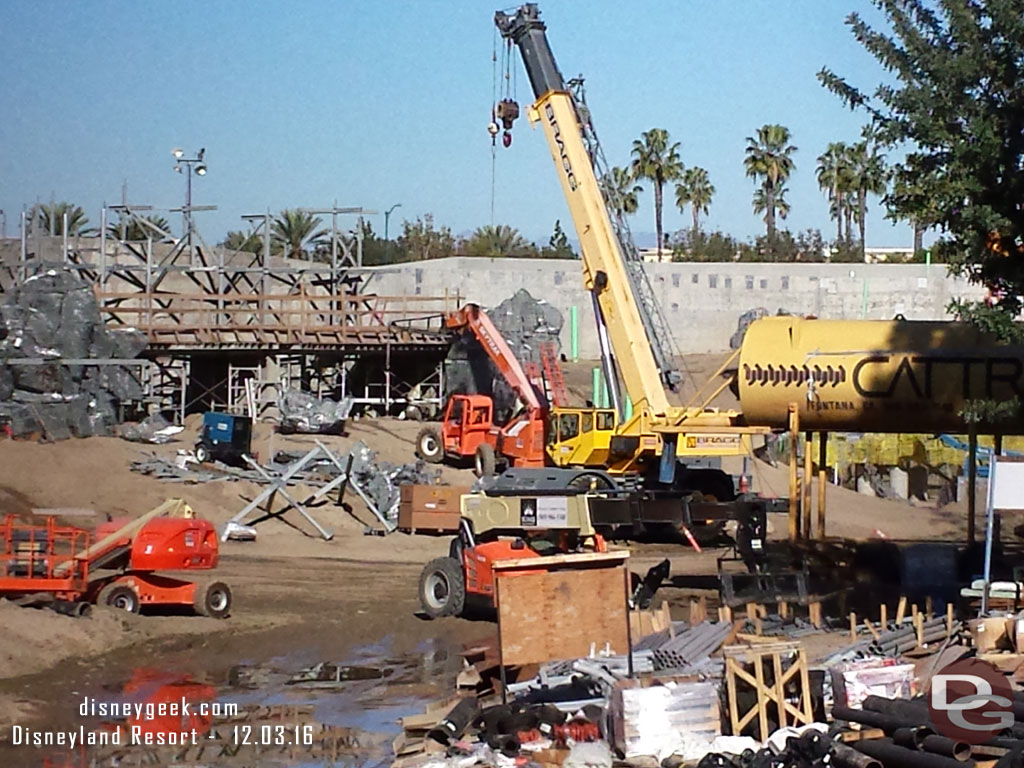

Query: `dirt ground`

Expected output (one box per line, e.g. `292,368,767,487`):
0,386,979,757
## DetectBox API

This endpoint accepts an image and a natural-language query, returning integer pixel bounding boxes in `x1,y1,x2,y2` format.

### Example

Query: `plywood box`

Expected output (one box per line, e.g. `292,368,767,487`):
397,485,470,533
494,551,630,666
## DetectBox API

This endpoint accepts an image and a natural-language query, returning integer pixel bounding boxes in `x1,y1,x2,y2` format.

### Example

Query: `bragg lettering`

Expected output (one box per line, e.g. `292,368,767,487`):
544,103,578,192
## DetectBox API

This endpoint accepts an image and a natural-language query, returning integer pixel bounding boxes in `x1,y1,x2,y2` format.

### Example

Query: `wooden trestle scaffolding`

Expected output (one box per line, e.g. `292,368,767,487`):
0,204,460,419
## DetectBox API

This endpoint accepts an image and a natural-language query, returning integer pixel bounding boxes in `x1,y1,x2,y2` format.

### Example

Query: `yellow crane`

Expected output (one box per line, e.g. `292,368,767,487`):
495,4,769,492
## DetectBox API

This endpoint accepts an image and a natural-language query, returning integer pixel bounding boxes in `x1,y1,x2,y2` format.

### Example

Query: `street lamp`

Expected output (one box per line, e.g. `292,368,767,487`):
172,147,207,252
384,203,402,241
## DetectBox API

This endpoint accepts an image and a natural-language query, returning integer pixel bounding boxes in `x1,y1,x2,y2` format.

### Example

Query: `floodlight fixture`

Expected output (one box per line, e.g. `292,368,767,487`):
171,147,209,254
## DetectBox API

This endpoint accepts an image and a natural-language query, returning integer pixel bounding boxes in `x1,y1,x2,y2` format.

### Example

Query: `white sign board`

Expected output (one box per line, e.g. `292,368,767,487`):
992,459,1024,511
537,496,569,527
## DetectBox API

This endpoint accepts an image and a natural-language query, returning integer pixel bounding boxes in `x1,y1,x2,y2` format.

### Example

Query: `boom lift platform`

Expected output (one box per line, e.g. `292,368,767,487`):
418,476,771,618
0,499,231,617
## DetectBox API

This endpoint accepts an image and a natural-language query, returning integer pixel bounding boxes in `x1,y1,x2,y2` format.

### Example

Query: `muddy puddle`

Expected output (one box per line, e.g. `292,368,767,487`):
0,635,462,768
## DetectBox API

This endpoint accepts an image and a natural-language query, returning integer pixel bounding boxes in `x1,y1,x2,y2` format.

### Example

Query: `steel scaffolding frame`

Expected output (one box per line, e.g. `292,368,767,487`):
1,203,458,420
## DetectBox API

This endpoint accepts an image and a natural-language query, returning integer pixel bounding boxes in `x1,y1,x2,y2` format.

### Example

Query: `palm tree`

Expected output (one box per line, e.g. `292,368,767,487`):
271,209,329,260
222,230,263,254
744,124,797,241
753,186,791,246
816,142,853,242
602,166,643,217
107,214,172,242
675,167,715,234
34,202,94,236
464,224,534,258
848,140,888,259
630,128,684,261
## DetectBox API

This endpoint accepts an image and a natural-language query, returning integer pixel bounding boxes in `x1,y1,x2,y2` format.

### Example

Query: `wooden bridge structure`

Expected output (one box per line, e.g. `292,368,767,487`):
1,205,460,418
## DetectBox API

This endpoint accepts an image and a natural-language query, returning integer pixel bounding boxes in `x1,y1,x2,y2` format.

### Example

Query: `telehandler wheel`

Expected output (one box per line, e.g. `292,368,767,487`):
98,583,141,614
415,427,444,463
474,443,496,478
418,557,465,618
194,581,232,619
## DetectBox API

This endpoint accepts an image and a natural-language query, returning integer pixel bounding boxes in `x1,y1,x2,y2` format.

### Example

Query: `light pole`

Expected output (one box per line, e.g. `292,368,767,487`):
172,147,207,252
384,203,402,241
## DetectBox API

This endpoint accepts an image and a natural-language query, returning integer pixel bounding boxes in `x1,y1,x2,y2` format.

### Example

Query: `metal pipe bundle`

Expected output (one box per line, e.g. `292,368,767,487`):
651,621,731,670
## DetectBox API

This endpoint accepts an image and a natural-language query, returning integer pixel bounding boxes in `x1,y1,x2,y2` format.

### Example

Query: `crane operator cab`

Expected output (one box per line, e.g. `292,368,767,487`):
547,407,617,467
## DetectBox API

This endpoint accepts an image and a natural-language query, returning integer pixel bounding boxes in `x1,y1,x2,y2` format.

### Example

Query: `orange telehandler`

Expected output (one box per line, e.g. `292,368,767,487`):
414,303,548,476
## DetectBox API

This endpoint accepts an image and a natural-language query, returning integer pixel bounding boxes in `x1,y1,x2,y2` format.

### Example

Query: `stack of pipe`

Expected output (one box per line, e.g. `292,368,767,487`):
834,694,1022,766
868,618,961,657
650,622,732,671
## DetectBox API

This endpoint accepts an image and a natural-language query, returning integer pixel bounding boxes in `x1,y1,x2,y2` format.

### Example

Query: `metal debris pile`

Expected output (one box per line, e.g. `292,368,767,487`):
279,388,354,434
131,439,442,537
120,412,184,444
0,269,148,439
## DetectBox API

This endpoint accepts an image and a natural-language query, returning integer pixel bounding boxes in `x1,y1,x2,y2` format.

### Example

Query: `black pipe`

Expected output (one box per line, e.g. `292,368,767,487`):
863,696,930,719
894,727,936,750
920,735,971,762
833,742,882,768
834,705,930,732
428,697,480,745
852,738,975,768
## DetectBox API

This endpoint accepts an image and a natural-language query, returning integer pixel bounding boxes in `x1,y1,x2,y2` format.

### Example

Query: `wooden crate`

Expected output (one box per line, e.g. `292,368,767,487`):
494,551,631,666
397,485,469,533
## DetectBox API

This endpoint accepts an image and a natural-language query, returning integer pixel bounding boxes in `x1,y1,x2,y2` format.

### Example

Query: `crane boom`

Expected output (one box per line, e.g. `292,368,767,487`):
495,4,672,418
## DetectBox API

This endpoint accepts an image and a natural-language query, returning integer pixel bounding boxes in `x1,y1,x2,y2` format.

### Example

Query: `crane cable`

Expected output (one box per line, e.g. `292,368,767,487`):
491,25,498,227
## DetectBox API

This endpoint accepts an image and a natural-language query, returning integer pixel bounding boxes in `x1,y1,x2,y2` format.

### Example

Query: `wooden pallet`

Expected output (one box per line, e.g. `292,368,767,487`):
724,641,814,740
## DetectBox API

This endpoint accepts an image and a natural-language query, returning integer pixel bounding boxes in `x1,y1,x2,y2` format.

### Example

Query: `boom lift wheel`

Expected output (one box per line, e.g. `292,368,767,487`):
193,581,232,619
98,583,141,614
418,557,465,618
415,427,444,463
474,443,496,478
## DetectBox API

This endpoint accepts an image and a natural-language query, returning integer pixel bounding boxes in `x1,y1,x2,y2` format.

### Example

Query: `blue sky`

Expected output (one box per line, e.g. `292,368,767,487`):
0,1,909,248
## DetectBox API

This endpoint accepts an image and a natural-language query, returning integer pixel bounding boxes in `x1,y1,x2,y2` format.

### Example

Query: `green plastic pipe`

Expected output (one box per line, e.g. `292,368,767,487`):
592,367,601,407
599,373,609,409
570,306,579,361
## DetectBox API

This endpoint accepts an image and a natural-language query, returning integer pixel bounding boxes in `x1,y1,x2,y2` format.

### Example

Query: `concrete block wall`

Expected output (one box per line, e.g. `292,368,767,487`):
354,258,986,358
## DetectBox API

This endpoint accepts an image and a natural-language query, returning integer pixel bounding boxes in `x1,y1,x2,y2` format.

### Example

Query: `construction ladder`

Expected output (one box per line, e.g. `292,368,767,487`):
539,342,569,407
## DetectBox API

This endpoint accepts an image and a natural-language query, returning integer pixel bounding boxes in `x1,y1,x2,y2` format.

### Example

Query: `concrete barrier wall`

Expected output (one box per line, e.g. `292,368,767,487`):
363,258,985,357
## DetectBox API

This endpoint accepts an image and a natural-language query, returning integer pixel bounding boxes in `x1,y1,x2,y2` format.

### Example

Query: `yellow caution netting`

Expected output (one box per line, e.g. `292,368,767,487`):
808,433,1024,468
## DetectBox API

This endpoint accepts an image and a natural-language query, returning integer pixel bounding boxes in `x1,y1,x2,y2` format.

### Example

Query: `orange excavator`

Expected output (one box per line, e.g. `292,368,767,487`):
415,303,548,475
